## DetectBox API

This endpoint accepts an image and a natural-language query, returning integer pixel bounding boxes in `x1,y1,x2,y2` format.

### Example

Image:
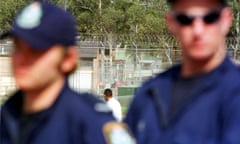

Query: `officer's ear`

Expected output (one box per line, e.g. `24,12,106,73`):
165,12,178,35
220,7,232,36
61,46,78,75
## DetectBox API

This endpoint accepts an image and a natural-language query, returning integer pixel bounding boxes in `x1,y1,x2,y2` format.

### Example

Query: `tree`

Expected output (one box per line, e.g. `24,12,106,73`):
228,0,240,60
0,0,239,38
0,0,30,32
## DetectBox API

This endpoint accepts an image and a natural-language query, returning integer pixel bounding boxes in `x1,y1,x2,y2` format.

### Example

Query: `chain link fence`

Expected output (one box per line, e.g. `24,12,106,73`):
0,34,240,107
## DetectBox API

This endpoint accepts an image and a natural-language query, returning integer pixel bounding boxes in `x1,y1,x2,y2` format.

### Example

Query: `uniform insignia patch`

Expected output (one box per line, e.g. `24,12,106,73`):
16,2,42,29
103,122,136,144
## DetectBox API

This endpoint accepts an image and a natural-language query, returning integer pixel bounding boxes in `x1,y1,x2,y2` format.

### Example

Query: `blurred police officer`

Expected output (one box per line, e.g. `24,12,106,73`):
125,0,240,143
0,1,116,144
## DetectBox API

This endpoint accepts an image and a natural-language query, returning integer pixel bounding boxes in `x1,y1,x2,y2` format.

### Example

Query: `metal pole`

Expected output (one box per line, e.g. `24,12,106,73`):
64,0,67,10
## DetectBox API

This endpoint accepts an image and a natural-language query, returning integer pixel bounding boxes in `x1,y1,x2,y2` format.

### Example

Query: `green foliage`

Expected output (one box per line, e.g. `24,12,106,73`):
0,0,239,37
0,0,22,31
228,0,240,36
121,106,128,116
67,0,169,35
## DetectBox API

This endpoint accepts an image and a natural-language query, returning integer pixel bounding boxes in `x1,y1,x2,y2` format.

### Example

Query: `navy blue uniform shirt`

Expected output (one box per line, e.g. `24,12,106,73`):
125,56,240,144
0,80,115,144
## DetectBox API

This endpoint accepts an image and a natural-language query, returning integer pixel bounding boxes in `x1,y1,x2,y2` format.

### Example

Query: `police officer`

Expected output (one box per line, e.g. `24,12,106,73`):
0,1,116,144
125,0,240,143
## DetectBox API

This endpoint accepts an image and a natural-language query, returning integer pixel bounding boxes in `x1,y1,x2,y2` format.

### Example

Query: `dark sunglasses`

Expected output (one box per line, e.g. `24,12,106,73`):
172,8,223,26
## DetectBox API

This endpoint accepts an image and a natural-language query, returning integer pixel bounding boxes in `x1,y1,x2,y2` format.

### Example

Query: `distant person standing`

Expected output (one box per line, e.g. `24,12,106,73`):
104,88,122,121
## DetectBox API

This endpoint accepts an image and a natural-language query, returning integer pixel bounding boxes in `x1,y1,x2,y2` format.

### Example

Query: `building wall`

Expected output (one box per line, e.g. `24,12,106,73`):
0,57,16,97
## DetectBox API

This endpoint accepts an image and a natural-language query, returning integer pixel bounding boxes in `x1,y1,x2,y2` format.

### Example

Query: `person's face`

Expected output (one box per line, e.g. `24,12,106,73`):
104,95,109,101
12,38,65,91
166,0,232,61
